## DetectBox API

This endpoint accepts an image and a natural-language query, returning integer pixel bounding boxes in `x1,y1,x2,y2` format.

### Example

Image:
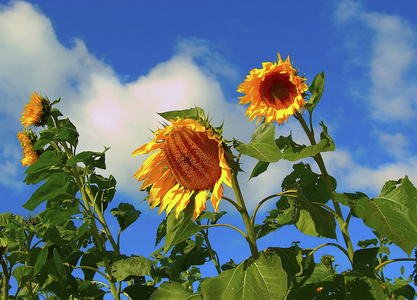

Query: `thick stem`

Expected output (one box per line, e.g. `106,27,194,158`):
1,259,8,300
52,115,120,300
231,170,259,260
295,112,354,263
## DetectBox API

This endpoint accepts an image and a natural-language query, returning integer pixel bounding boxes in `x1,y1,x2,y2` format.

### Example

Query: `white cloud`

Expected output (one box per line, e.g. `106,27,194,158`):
375,131,408,160
0,1,268,211
322,149,417,196
334,0,417,121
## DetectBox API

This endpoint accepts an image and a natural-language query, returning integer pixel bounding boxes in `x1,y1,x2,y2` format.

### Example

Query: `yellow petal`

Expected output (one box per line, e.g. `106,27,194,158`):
210,180,223,212
193,190,208,220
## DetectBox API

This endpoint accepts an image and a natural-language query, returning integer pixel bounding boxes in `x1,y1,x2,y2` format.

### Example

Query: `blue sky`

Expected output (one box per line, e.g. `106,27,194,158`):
1,0,417,286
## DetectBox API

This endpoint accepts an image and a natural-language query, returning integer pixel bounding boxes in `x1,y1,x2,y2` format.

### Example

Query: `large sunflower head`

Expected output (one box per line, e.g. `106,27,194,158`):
238,53,308,124
17,129,39,167
132,117,232,220
20,92,51,128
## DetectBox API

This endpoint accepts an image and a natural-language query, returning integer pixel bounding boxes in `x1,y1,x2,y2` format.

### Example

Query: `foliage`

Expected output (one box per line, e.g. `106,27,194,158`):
2,65,417,300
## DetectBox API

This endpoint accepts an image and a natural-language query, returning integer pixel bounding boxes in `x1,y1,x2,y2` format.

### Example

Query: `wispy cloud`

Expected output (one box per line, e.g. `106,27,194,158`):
334,0,417,121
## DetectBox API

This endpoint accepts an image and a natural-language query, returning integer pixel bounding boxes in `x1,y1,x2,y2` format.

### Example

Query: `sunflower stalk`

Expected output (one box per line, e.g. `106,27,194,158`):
230,169,259,260
51,115,121,300
295,111,354,263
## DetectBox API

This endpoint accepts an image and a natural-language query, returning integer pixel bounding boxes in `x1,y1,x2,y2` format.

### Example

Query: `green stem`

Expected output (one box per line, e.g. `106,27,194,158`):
52,115,120,300
375,258,417,272
204,224,247,239
221,196,241,212
231,169,259,259
306,242,350,261
1,258,8,300
73,266,109,279
251,190,299,228
201,229,222,275
295,112,354,263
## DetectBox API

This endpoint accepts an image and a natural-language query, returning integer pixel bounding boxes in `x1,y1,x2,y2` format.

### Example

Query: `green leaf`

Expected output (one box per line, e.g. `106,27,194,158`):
267,246,304,282
254,198,298,240
383,278,416,300
164,211,208,254
23,173,74,211
275,122,334,162
158,107,206,122
74,280,106,300
155,218,167,247
67,150,107,170
305,72,325,114
289,264,386,299
110,203,141,231
357,239,378,249
23,150,64,184
33,128,57,150
233,123,282,162
197,211,227,224
56,117,79,147
34,246,49,275
124,284,157,300
352,248,379,278
150,282,200,300
200,252,287,300
111,255,154,282
53,248,67,282
293,197,337,239
335,177,417,256
282,162,336,204
249,160,270,180
12,265,34,286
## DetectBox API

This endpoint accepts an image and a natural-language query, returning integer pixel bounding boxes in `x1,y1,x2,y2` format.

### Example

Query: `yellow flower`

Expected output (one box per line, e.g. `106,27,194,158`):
20,92,51,127
132,118,232,220
238,53,308,124
17,130,39,167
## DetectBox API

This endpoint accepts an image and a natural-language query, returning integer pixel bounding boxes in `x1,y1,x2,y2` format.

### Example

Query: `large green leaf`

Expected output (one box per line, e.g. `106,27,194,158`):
200,252,288,300
12,265,34,287
110,203,141,231
124,284,157,300
334,177,417,256
276,122,334,162
23,172,74,211
249,125,335,179
289,264,386,299
352,248,379,278
150,282,200,300
233,123,282,162
111,255,154,281
291,194,337,239
267,246,304,284
23,150,64,184
383,278,416,300
67,150,107,170
282,162,336,204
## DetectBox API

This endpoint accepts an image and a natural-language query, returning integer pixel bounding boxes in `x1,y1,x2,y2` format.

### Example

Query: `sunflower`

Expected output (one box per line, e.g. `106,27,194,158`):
132,118,232,220
238,53,308,124
17,130,39,167
20,92,51,127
